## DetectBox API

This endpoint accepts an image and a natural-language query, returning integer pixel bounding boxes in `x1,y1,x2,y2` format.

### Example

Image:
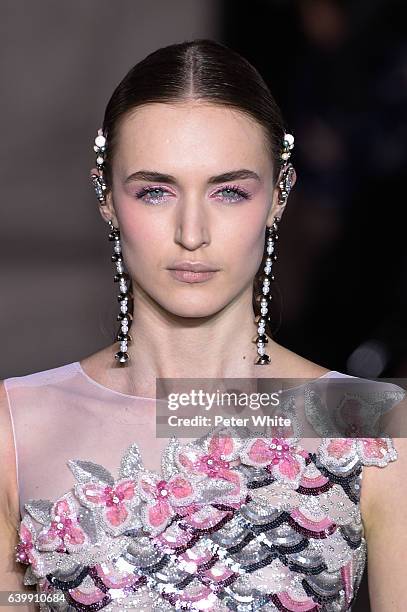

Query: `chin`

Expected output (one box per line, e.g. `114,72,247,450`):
165,304,221,319
159,295,228,319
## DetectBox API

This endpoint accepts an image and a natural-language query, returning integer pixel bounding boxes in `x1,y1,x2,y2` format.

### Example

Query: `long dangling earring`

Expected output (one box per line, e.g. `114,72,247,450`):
91,127,133,366
108,220,133,365
254,219,280,364
253,133,295,365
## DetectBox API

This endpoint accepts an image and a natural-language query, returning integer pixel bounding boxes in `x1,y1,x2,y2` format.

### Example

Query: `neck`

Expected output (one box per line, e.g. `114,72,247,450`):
108,286,280,397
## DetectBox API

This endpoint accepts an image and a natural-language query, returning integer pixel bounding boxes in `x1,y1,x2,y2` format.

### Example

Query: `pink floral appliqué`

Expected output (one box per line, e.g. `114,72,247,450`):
75,477,137,532
175,429,247,505
15,515,41,569
36,493,88,553
138,472,196,535
319,436,397,469
240,436,307,488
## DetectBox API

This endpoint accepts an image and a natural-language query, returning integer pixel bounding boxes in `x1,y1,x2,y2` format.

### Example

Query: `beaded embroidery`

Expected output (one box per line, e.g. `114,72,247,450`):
15,422,398,611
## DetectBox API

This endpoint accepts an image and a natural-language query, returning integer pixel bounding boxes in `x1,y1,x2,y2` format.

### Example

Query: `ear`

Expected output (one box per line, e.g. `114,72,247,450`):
266,164,297,227
90,167,118,226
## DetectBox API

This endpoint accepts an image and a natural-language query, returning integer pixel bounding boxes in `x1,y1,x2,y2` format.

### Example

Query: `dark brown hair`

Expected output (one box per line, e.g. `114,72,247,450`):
102,38,287,337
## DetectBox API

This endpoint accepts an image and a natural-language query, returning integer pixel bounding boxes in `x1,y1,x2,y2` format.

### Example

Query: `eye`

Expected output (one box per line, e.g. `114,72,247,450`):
214,184,251,203
134,184,251,205
134,186,172,205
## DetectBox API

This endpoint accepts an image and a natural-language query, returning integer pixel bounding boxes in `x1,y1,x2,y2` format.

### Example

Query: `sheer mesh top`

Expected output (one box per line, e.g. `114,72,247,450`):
4,360,406,611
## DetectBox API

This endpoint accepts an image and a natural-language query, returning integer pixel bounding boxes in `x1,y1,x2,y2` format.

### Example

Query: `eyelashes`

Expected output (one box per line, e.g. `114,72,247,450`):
134,184,252,205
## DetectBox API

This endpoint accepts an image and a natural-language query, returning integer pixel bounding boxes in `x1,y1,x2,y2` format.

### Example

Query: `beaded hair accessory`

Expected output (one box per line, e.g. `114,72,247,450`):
278,133,295,207
91,129,108,204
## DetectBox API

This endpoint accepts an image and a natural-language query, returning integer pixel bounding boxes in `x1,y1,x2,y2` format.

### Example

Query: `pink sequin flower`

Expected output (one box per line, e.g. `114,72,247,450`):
75,477,138,534
175,428,247,505
36,493,88,553
138,471,196,535
240,435,307,488
318,436,398,469
15,514,42,570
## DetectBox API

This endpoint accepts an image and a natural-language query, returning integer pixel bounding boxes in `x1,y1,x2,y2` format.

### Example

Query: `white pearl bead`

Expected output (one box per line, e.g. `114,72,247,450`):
95,135,106,148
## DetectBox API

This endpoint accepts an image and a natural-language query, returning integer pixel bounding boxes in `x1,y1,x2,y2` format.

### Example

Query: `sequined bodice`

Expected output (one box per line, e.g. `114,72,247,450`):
4,362,405,611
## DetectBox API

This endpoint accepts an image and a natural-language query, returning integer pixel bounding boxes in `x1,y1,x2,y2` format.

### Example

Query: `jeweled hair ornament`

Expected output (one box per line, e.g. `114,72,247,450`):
278,133,295,207
90,127,295,366
91,129,108,204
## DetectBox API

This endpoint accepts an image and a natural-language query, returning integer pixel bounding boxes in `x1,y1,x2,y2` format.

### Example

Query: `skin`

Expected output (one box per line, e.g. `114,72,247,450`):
95,100,301,388
0,100,406,609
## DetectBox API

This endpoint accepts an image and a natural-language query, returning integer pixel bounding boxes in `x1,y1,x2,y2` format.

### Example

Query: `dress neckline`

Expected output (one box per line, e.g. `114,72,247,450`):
74,360,337,402
75,361,157,401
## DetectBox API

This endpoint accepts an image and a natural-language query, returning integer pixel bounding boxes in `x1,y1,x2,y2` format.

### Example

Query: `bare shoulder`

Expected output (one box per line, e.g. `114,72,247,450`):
0,380,20,530
256,343,331,379
359,393,407,531
360,433,407,534
359,434,407,610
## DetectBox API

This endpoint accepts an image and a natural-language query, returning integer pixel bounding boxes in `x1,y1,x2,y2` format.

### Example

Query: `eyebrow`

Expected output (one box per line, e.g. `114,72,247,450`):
124,169,261,185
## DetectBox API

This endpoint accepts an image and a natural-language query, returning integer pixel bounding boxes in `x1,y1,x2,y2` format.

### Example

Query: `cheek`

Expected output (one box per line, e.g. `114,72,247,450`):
122,230,164,274
217,198,269,258
227,224,266,277
115,206,165,264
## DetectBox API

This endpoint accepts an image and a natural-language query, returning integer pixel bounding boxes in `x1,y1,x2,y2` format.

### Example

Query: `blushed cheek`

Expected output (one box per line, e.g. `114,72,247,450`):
115,202,166,260
120,223,168,279
236,224,265,276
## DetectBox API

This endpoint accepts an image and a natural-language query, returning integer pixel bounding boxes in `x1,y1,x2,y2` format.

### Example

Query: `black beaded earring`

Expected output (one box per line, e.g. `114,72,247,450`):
253,219,280,364
91,128,133,366
253,133,295,365
108,220,133,364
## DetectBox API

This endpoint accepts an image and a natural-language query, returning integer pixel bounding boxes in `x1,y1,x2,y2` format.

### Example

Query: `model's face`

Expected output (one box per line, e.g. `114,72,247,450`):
105,101,279,318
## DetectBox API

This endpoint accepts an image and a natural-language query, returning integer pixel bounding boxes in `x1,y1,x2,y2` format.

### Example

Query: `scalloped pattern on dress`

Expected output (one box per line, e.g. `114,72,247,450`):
15,424,398,612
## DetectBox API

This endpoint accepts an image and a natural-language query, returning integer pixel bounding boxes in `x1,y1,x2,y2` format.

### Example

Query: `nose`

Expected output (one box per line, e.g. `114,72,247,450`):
173,197,210,250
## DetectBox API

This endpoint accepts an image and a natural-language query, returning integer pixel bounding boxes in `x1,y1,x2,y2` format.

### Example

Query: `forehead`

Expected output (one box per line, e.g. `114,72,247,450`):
114,101,272,175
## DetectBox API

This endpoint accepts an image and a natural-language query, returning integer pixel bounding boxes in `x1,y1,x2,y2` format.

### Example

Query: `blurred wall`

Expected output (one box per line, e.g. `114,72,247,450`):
0,0,221,378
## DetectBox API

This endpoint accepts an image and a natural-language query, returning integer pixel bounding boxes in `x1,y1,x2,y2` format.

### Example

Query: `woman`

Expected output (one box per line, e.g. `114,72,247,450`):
0,39,406,611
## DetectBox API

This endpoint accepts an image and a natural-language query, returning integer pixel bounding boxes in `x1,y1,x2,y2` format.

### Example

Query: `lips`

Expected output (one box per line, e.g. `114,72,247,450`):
168,261,219,273
168,269,218,283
